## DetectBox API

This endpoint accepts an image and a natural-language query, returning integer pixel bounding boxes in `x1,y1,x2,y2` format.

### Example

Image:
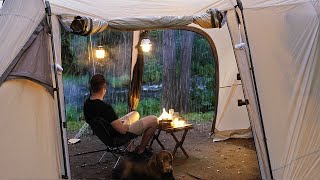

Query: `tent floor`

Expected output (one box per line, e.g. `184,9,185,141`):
68,123,261,179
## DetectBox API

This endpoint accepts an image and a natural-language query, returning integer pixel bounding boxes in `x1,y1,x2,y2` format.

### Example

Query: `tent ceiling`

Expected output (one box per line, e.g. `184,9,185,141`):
49,0,311,20
50,0,232,19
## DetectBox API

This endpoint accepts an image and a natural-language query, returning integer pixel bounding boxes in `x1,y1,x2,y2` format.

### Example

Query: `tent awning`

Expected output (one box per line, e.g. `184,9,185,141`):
49,0,311,20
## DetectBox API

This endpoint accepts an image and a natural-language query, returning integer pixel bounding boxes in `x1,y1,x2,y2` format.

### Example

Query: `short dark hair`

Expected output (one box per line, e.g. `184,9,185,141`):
90,74,106,93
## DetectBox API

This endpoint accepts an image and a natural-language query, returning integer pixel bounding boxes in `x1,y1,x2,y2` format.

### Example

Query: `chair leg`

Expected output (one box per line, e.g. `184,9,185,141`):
112,140,135,169
113,156,122,169
98,152,107,163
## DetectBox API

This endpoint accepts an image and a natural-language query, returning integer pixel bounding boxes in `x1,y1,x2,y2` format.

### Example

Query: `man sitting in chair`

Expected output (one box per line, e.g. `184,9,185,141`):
84,74,158,158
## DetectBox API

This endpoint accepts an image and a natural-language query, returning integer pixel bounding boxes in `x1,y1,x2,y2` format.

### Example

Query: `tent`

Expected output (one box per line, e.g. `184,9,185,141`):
0,0,319,179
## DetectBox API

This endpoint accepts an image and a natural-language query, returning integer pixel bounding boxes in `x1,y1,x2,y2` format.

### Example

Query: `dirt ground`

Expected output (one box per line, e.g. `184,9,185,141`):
68,123,261,180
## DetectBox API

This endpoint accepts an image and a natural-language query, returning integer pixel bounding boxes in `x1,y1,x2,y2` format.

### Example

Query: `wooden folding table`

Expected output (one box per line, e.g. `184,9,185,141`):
149,124,193,158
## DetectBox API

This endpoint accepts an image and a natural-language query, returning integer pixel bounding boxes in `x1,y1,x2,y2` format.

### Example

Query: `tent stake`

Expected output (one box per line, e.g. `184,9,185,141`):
236,0,273,179
45,1,69,179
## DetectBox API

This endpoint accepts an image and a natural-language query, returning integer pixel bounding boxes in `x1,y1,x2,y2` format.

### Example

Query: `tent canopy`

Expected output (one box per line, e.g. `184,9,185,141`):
49,0,311,19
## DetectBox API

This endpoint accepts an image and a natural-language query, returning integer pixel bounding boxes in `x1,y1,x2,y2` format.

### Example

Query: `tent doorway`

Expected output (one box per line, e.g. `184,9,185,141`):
63,28,260,179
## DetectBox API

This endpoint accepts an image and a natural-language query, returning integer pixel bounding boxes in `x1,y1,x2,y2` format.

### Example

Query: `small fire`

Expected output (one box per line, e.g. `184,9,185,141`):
158,108,173,120
172,117,185,127
158,108,186,128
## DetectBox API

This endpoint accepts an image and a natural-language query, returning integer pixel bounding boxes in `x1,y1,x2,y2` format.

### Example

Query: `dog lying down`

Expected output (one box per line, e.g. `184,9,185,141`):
120,150,175,180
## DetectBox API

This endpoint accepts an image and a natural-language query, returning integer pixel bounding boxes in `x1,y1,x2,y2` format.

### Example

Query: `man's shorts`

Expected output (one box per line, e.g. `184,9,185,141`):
128,120,144,136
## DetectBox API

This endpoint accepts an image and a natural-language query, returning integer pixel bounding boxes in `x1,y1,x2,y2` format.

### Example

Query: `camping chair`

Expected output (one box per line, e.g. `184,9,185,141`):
82,117,138,168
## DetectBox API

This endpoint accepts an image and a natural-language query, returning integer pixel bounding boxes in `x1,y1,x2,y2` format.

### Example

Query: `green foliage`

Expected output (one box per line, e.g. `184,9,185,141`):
62,29,218,133
113,102,128,118
107,74,130,88
190,86,215,112
136,98,161,118
112,98,161,119
66,104,83,122
183,111,214,123
143,58,163,83
67,120,86,132
63,74,90,84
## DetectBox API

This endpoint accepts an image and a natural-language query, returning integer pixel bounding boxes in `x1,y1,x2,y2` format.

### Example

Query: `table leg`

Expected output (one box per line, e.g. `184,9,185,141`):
171,129,189,158
149,129,165,150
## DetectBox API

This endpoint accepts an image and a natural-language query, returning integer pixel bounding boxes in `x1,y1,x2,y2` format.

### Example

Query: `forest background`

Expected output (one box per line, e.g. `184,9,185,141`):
61,29,217,131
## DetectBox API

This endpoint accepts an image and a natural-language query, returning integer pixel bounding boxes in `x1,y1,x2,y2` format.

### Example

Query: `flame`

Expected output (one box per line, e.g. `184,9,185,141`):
158,108,173,120
172,117,185,128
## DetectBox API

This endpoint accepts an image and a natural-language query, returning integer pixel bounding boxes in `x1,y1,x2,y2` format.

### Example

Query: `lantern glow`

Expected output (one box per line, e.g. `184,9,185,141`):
95,46,105,59
140,38,152,52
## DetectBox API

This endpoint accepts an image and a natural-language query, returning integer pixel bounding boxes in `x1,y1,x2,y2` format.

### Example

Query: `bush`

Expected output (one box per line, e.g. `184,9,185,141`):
66,105,81,121
113,102,128,118
183,111,214,123
67,120,86,132
143,58,163,83
107,74,130,88
136,98,161,117
111,98,161,118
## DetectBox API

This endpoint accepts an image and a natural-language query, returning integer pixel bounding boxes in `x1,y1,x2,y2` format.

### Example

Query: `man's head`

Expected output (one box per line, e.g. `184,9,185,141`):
90,74,106,95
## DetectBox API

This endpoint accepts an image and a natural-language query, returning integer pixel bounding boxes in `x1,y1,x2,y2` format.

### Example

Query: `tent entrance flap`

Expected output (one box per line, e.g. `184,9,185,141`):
0,19,53,94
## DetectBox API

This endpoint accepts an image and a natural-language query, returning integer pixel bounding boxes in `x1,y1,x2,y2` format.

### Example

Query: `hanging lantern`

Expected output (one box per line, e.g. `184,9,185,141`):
140,38,152,52
95,46,105,59
140,31,152,52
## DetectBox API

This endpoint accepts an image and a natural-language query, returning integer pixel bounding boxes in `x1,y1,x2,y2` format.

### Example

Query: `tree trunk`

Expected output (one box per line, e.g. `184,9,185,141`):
162,30,176,110
177,31,194,113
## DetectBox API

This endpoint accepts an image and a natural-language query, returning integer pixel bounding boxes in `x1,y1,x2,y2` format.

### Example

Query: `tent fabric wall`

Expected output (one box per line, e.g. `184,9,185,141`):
0,0,69,178
214,84,252,141
243,2,320,179
194,24,251,141
7,21,53,91
227,9,272,179
0,0,45,79
0,79,61,179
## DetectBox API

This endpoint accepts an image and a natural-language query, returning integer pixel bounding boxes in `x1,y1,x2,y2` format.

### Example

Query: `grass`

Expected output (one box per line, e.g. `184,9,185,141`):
183,111,214,124
66,111,214,131
67,120,86,132
65,98,214,132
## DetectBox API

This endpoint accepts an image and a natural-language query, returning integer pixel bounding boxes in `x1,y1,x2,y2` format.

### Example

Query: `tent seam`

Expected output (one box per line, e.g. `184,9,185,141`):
272,149,320,172
310,0,320,21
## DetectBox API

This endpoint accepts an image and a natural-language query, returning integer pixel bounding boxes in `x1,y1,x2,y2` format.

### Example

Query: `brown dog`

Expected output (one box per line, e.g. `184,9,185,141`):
120,150,175,180
148,150,174,180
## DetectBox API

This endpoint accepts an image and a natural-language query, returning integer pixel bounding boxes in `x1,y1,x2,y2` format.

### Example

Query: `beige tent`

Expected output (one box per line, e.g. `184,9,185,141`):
0,0,320,179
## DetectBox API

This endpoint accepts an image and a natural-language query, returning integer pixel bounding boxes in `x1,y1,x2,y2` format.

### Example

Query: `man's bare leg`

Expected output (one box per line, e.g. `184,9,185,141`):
136,115,158,154
120,111,140,152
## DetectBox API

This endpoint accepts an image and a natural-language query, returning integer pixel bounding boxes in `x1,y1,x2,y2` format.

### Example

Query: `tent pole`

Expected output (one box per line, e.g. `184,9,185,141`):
235,0,273,179
45,1,68,179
